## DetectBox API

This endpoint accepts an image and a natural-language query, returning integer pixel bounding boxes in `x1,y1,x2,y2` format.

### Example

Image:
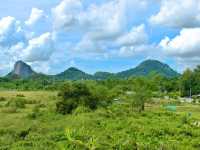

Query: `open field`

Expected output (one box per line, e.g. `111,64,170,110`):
0,91,200,149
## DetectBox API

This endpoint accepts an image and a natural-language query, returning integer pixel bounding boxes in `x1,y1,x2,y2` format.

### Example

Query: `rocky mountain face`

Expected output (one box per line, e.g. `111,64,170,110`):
8,61,35,78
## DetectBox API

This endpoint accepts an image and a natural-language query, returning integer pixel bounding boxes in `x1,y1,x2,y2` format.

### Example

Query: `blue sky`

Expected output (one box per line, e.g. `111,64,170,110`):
0,0,200,75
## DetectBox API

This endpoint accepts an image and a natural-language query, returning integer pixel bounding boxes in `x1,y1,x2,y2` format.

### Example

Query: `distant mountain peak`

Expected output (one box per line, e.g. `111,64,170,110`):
140,59,163,64
67,67,81,72
117,59,179,78
56,67,93,80
139,59,168,67
8,60,35,78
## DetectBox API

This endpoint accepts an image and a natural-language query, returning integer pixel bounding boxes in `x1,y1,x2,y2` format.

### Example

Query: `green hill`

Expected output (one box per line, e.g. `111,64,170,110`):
116,60,180,78
55,67,93,80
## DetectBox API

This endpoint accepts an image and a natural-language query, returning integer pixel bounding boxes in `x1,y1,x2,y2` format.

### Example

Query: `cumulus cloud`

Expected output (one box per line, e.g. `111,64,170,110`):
52,0,82,30
52,0,149,41
150,0,200,28
71,24,149,58
115,24,150,58
118,44,156,58
160,28,200,58
51,0,151,59
0,16,25,47
22,32,54,62
117,24,148,47
159,28,200,70
74,36,105,53
118,46,136,57
79,0,126,41
52,0,125,41
25,8,47,26
0,13,54,65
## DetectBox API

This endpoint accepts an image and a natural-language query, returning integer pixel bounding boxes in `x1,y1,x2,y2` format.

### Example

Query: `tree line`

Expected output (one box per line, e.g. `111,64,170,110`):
0,66,200,99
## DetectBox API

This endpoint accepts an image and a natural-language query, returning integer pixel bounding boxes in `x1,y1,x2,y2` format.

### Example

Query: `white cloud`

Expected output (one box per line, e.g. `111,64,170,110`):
115,24,150,58
117,24,148,47
0,16,25,47
160,28,200,70
119,46,136,57
31,61,51,74
150,0,200,28
52,0,82,30
25,8,47,26
52,0,149,41
22,32,54,62
79,0,126,41
160,28,200,58
74,35,105,53
118,44,155,58
51,0,150,59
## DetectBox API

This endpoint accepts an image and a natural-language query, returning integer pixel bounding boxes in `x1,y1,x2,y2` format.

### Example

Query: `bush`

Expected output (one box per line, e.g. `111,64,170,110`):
56,82,111,114
0,97,6,102
56,98,77,114
5,98,26,109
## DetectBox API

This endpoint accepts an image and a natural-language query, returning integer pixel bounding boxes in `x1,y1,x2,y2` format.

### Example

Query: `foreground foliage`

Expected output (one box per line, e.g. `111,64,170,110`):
0,91,200,149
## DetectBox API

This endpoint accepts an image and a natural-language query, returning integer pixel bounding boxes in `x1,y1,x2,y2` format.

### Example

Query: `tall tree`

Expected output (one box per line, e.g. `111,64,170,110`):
132,77,152,112
181,69,194,97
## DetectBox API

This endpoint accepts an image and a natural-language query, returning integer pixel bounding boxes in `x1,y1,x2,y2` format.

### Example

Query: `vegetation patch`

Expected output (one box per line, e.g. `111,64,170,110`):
5,97,26,109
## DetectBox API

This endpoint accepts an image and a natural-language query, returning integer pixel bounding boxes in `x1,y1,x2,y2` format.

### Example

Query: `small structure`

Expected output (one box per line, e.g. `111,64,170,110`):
163,105,176,112
180,97,193,103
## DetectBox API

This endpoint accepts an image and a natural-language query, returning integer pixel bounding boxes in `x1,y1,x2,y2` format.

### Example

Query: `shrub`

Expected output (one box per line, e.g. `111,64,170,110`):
16,94,25,97
56,82,110,114
0,97,6,102
56,98,77,114
5,98,26,109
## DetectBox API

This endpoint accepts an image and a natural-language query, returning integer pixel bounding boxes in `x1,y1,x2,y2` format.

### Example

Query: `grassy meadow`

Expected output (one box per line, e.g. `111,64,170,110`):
0,91,200,149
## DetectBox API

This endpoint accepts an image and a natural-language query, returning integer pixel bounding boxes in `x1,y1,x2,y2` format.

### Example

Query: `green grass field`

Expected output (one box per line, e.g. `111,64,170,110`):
0,91,200,150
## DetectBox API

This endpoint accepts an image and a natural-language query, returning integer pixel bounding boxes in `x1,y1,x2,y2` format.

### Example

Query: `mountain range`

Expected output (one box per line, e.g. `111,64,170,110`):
6,59,180,80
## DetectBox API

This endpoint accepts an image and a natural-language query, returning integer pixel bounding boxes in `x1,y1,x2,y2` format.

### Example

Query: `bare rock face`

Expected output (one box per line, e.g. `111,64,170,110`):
12,61,35,78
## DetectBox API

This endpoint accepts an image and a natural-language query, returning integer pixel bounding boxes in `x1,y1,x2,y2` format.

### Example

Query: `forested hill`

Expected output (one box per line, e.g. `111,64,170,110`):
55,67,93,80
116,60,179,78
5,59,180,80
